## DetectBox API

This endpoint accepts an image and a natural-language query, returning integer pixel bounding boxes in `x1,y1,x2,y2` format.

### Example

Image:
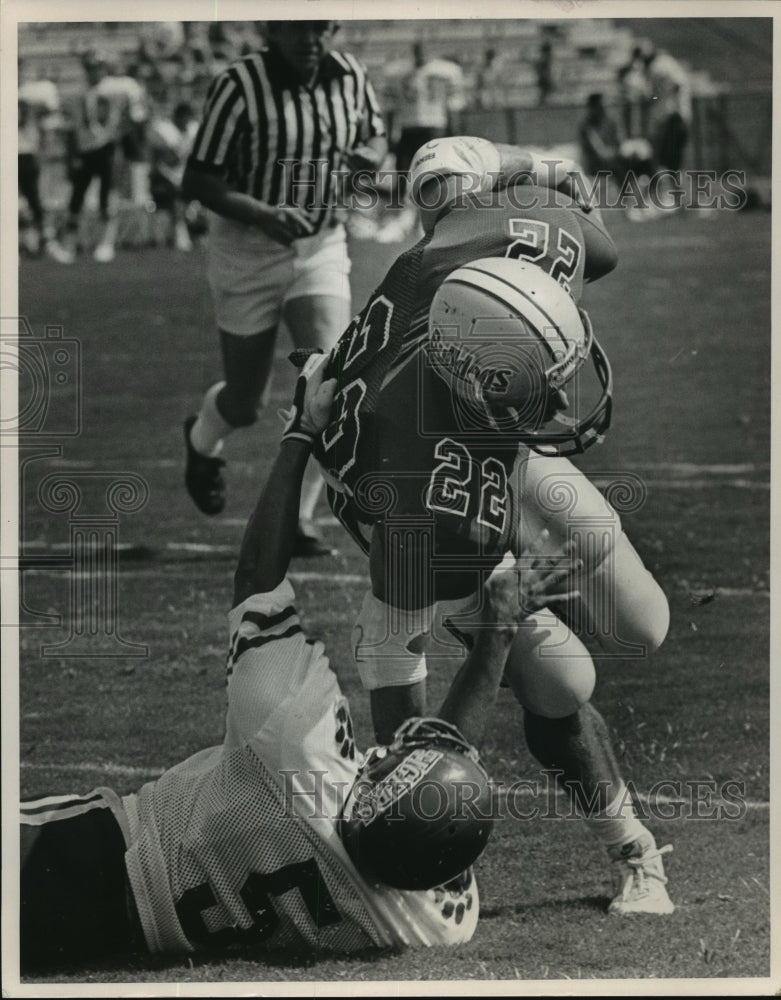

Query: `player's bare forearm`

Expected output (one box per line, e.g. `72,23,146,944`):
370,683,427,745
233,355,336,604
440,535,582,745
233,441,310,605
437,626,514,745
493,142,584,199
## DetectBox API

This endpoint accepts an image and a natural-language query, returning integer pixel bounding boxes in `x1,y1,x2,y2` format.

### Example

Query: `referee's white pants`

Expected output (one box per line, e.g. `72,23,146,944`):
206,215,352,336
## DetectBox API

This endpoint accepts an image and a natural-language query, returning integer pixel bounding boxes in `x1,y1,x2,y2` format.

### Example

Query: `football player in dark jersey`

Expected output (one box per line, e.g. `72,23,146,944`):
313,137,674,916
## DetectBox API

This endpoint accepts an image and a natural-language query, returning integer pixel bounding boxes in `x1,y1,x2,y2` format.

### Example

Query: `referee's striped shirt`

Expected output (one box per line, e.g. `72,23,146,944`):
188,46,386,234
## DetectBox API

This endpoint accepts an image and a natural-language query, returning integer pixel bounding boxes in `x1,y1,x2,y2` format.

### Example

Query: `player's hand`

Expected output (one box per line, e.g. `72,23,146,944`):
255,202,314,244
279,352,337,444
483,530,582,631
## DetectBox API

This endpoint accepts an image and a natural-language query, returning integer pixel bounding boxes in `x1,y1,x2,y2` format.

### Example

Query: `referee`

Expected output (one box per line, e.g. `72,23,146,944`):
182,20,387,556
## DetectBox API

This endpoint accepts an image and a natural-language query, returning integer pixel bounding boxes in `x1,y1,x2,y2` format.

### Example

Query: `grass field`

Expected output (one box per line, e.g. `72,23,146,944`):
13,203,773,989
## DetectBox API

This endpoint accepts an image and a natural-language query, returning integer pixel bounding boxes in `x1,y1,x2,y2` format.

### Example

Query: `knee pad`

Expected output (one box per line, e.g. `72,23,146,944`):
503,612,596,719
573,532,670,657
352,591,435,691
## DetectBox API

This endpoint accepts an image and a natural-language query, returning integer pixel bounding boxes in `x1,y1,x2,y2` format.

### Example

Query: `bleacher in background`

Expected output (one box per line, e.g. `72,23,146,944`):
18,17,736,109
17,16,773,223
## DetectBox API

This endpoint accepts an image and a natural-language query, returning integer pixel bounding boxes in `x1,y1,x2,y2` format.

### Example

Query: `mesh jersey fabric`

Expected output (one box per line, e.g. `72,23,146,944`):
123,578,479,954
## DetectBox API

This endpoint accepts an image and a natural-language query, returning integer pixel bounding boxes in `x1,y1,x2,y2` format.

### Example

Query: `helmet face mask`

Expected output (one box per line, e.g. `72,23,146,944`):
338,717,494,891
514,309,613,456
428,258,613,456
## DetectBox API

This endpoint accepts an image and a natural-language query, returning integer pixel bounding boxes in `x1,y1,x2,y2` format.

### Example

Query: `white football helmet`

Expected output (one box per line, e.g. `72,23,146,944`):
427,257,613,455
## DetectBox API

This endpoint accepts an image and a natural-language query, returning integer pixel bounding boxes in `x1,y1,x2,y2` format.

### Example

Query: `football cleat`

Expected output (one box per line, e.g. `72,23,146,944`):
607,833,675,916
184,416,226,515
339,717,495,890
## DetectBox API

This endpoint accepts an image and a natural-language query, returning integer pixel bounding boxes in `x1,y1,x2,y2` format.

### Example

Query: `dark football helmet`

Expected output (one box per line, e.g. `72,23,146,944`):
338,717,495,890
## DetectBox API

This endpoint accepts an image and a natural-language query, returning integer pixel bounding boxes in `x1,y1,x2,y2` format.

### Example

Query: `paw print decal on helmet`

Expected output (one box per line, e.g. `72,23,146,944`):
335,701,356,760
430,869,475,925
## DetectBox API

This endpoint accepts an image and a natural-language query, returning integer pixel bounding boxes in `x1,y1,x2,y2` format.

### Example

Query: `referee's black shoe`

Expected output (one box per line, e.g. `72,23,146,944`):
184,416,226,516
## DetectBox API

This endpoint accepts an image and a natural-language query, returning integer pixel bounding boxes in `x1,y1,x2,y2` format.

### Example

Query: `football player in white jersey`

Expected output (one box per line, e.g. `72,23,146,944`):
20,354,579,972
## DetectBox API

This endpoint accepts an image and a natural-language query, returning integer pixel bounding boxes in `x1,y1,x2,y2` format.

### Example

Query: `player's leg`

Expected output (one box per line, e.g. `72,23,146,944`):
523,701,675,915
515,449,669,659
507,453,674,913
282,225,353,555
172,196,193,252
93,143,118,262
18,153,45,255
20,790,142,970
356,525,434,743
61,152,95,257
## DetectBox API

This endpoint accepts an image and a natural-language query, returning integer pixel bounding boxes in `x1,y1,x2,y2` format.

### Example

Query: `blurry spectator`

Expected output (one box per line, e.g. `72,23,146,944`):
95,62,150,206
18,59,61,121
578,93,622,178
476,47,504,109
645,47,692,171
18,58,71,261
18,97,71,262
617,45,651,139
148,101,199,251
59,52,125,264
395,44,466,172
535,39,554,106
379,43,466,243
139,22,186,62
577,92,654,210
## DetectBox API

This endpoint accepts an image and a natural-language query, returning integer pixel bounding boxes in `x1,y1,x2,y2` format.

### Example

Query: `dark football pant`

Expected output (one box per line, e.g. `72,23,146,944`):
20,791,142,971
18,153,44,227
67,142,116,222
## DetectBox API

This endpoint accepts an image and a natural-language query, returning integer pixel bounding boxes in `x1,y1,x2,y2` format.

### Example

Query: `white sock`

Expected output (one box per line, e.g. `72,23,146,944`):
190,382,232,457
99,217,119,248
130,162,150,206
298,458,324,525
586,783,648,849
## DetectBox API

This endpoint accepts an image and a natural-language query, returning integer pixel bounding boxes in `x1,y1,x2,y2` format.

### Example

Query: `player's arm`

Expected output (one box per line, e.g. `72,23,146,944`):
232,355,336,605
438,533,581,746
409,136,589,233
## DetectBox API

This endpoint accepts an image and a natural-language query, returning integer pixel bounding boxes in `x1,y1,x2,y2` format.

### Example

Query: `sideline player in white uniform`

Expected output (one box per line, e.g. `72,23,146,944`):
20,355,578,973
